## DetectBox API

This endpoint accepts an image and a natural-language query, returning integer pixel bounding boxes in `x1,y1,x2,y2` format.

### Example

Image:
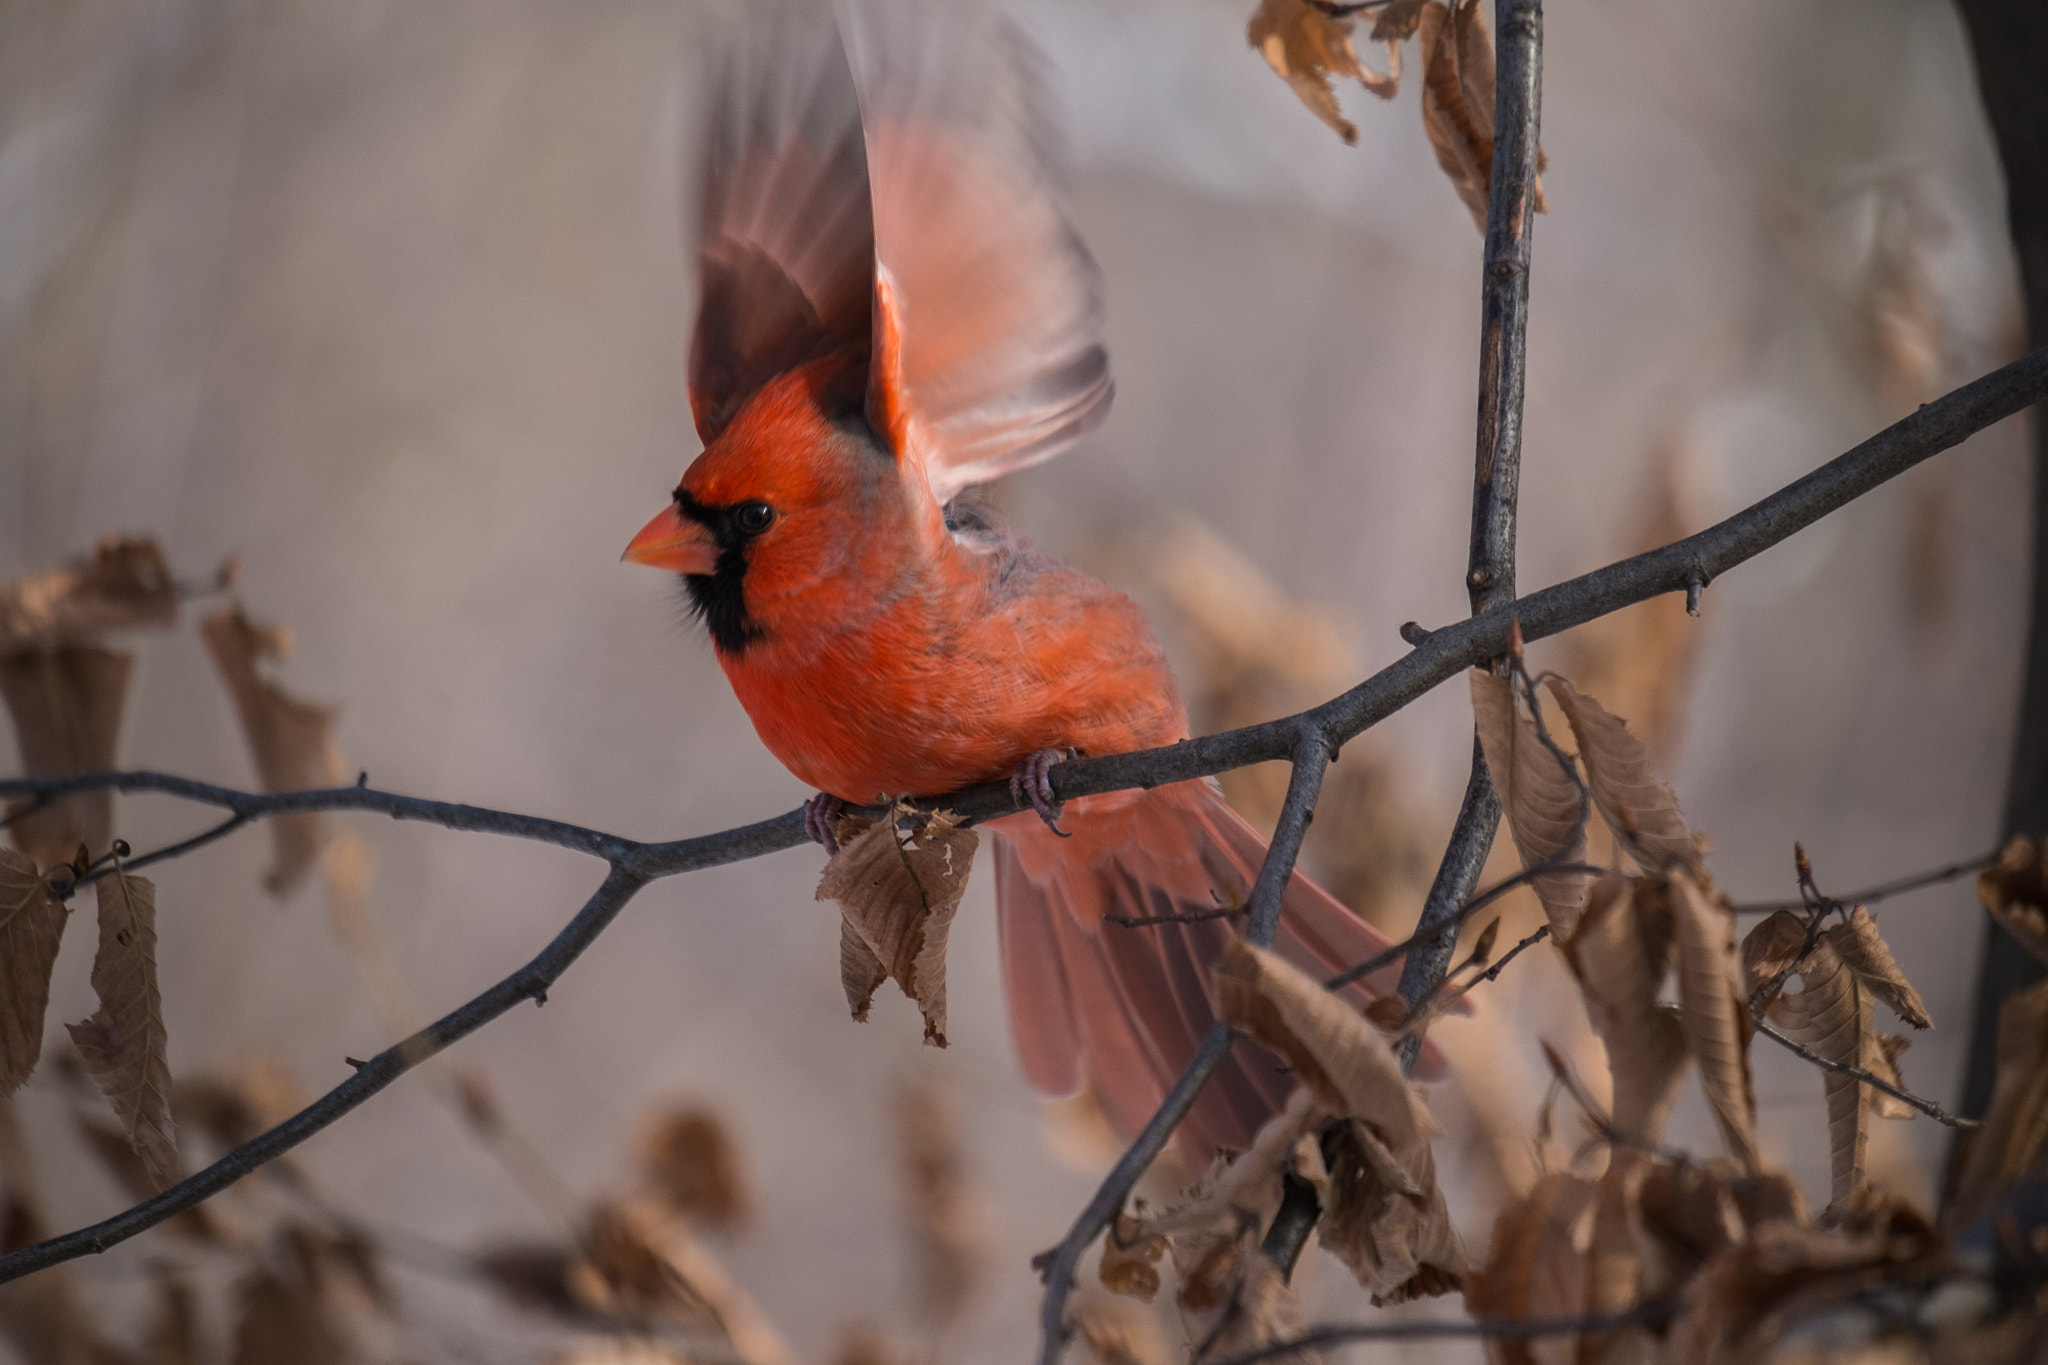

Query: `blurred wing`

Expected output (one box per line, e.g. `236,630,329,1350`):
840,3,1112,505
689,9,876,445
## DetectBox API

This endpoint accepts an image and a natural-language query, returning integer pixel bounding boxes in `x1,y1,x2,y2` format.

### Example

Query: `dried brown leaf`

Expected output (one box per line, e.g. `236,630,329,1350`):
579,1197,797,1365
897,1079,986,1325
1976,836,2048,967
0,850,66,1095
1823,905,1931,1029
1247,0,1399,146
1067,1289,1172,1365
1199,1250,1310,1364
230,1259,347,1365
199,606,345,896
1099,1212,1167,1302
0,537,177,653
1370,0,1431,41
1416,0,1493,230
1755,935,1872,1208
1544,678,1697,875
1669,871,1759,1170
1944,977,2048,1228
1212,940,1463,1300
1471,670,1591,935
1563,873,1691,1148
1867,1033,1915,1120
66,870,177,1191
816,807,976,1046
1739,910,1811,1012
1463,1171,1600,1365
636,1105,751,1231
1,646,134,866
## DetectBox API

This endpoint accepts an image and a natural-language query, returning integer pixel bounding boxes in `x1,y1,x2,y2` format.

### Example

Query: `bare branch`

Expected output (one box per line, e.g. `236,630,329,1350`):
0,345,2040,1291
1750,1015,1974,1128
1731,849,2000,916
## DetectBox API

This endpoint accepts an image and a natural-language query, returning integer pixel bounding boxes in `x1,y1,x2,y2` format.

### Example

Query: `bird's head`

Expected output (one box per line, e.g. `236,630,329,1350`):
623,359,928,654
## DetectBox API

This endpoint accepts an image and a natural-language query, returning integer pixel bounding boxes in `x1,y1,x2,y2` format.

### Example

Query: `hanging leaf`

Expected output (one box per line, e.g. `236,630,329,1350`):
0,536,177,653
1561,872,1691,1147
1471,670,1591,935
1245,0,1400,147
66,869,177,1191
1544,678,1698,875
636,1104,752,1232
817,807,976,1047
1,646,133,867
1976,836,2048,966
1744,932,1873,1207
1669,870,1759,1170
0,850,67,1095
1213,939,1465,1301
199,606,346,897
1823,905,1931,1029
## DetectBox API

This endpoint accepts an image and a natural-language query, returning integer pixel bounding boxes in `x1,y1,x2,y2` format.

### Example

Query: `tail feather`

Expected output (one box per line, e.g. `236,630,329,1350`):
991,779,1442,1170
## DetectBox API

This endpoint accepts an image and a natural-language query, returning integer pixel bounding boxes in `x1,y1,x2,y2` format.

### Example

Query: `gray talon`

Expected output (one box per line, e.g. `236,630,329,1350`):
1011,748,1070,838
805,793,845,854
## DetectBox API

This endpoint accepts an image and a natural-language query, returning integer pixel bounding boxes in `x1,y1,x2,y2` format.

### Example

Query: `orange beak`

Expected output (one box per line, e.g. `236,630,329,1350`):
622,503,719,575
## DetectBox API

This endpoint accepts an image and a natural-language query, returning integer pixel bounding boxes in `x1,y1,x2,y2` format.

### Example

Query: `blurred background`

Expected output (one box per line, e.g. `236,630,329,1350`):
0,0,2031,1360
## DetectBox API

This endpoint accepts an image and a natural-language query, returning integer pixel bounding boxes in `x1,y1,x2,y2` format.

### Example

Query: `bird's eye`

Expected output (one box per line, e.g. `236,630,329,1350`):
734,501,775,535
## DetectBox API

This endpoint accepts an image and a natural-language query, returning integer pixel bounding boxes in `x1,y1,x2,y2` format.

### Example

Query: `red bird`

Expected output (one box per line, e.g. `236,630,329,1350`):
625,4,1417,1166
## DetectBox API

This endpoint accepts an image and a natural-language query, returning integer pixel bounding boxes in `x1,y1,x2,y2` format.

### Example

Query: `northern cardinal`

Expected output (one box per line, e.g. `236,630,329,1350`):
625,3,1418,1166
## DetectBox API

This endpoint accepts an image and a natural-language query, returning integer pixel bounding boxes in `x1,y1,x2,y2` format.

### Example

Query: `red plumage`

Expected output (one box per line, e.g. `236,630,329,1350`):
626,2,1424,1168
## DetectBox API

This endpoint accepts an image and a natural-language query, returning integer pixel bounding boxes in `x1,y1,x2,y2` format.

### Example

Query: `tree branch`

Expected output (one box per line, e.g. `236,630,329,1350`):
1750,1015,1976,1129
0,345,2041,1290
1032,734,1330,1365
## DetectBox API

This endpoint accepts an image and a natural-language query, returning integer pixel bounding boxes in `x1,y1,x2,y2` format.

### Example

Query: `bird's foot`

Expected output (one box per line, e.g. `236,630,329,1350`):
1010,748,1071,838
804,792,846,855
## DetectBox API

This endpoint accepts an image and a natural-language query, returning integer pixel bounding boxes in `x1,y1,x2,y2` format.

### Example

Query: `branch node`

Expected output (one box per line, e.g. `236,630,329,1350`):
1685,572,1707,617
1399,620,1432,646
344,1056,367,1071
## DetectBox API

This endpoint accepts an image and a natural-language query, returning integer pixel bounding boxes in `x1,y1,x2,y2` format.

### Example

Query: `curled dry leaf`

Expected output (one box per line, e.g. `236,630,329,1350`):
636,1104,752,1232
1471,670,1591,935
0,849,67,1096
1247,0,1400,147
896,1079,987,1326
1103,1089,1310,1317
1669,871,1759,1171
0,536,177,653
1544,678,1697,875
1976,835,2048,967
1371,0,1432,42
1463,1171,1600,1365
817,807,976,1047
578,1197,797,1365
1562,872,1690,1148
1067,1289,1171,1365
65,869,178,1191
1744,931,1873,1208
1416,0,1494,231
1823,905,1932,1029
200,606,346,897
1213,940,1465,1301
1943,977,2048,1228
1,646,134,867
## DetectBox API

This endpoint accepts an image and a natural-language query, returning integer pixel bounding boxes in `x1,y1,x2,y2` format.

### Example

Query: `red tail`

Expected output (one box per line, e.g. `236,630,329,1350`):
990,778,1431,1169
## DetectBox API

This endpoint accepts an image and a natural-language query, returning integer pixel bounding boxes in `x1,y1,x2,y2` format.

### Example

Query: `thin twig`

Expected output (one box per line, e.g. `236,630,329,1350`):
1730,849,2000,915
1,348,2044,1291
1205,1301,1681,1365
1033,735,1330,1365
1750,1016,1975,1128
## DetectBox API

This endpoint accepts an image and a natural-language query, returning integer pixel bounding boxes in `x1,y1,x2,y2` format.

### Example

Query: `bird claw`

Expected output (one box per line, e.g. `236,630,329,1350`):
1011,748,1071,838
804,792,846,855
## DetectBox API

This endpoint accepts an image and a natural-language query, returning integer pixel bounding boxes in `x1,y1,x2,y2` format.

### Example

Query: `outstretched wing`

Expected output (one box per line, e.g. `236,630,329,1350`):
844,3,1112,503
687,3,1111,500
689,9,875,444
